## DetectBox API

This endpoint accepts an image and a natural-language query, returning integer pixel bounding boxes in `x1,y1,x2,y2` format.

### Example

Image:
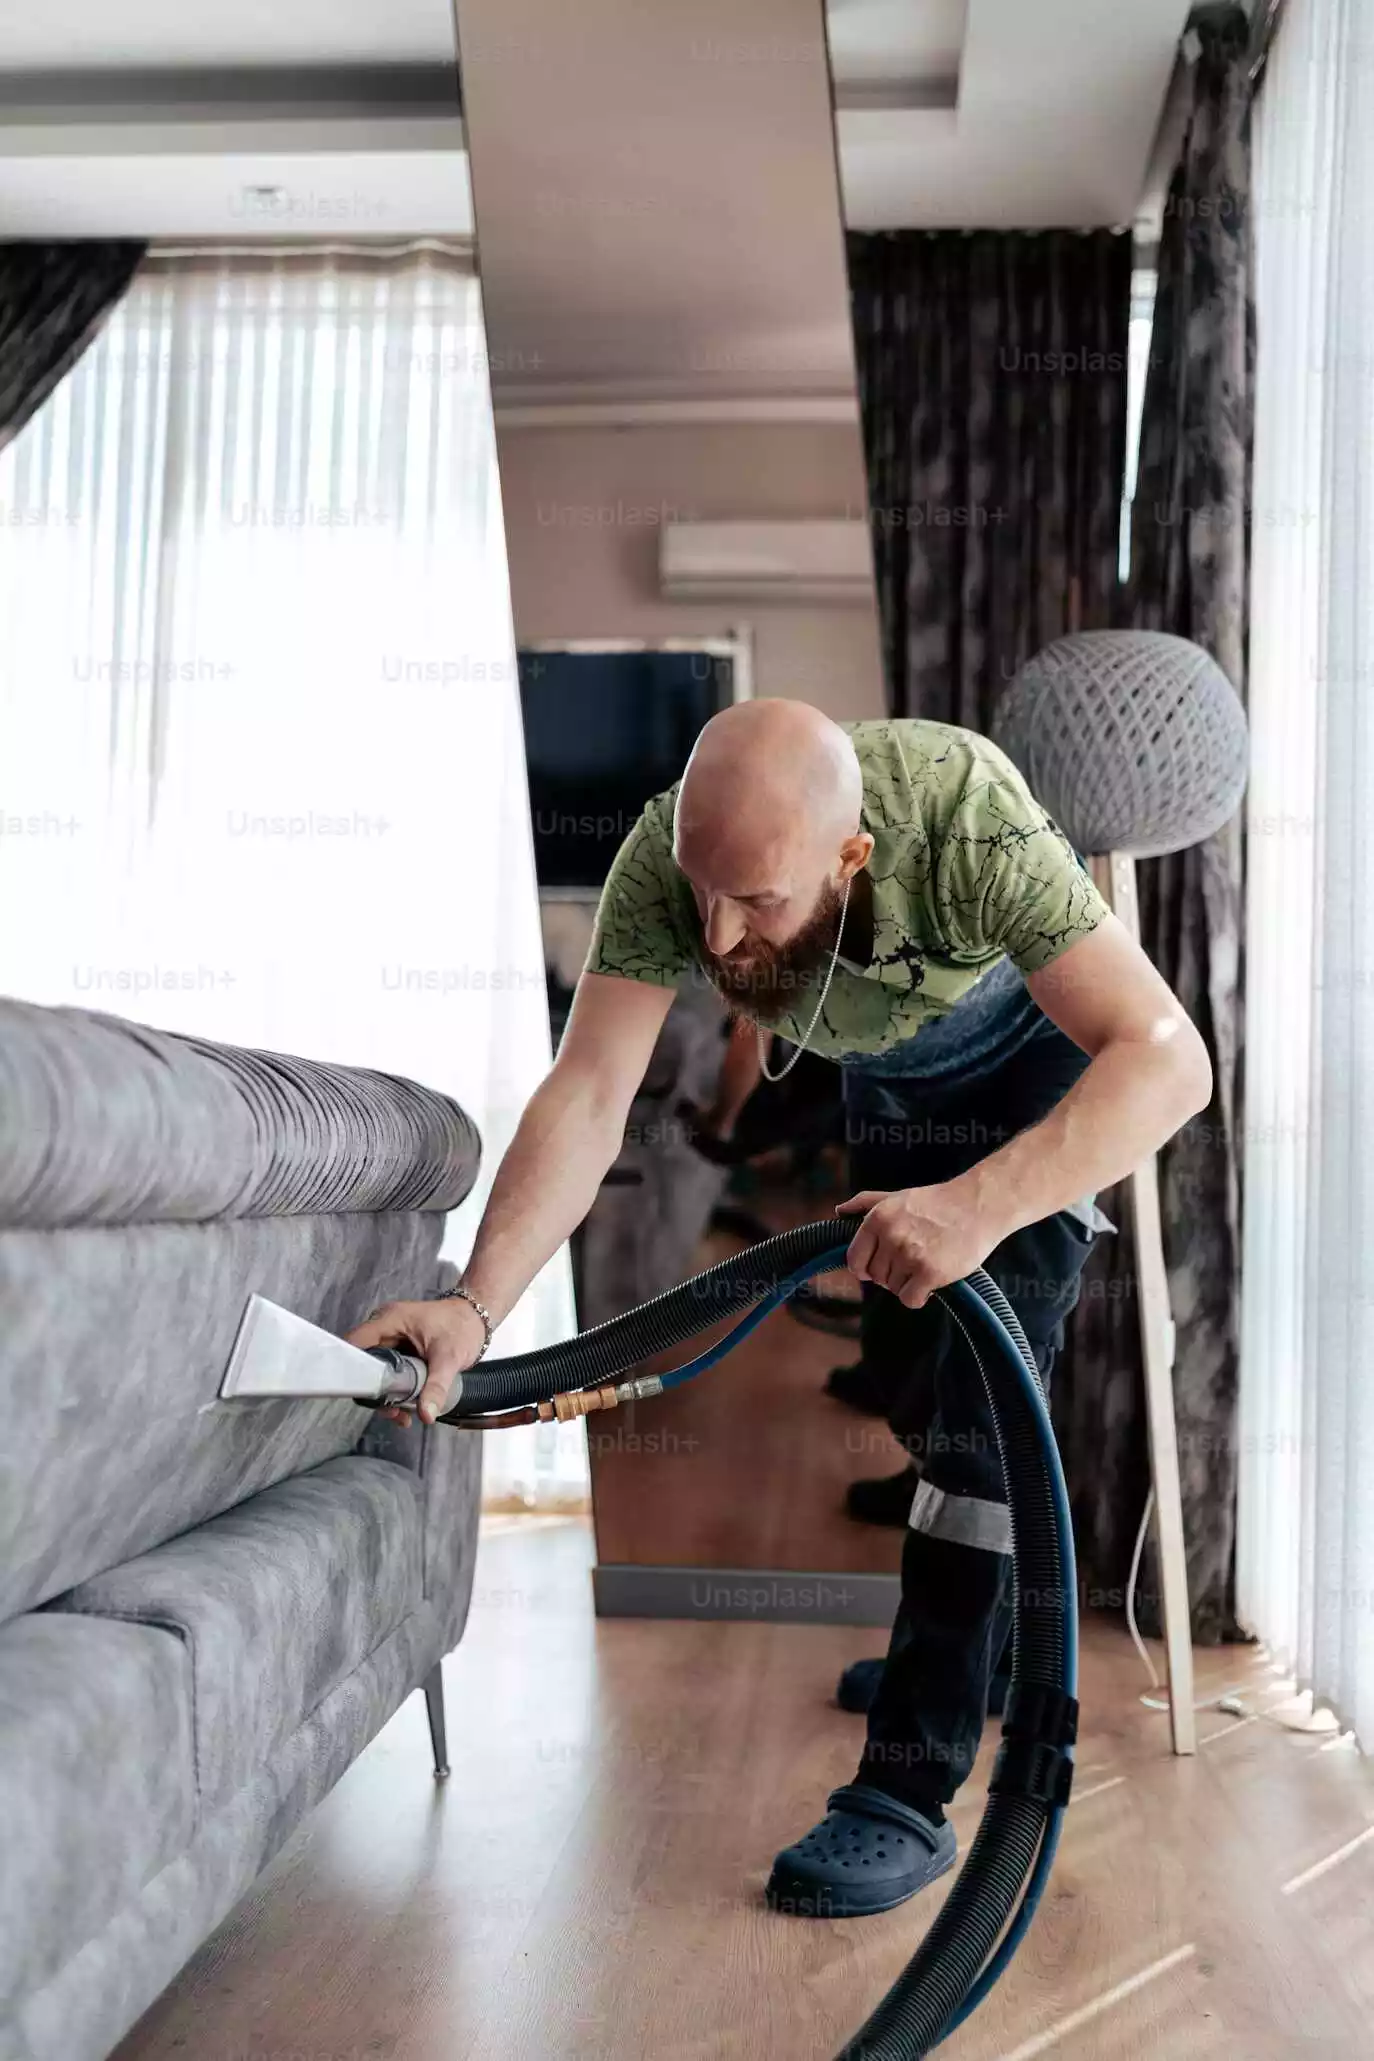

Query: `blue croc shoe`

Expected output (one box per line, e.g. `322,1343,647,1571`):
765,1783,958,1918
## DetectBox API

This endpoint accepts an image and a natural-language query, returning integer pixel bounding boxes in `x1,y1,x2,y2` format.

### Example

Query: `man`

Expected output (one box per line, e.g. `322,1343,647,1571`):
351,696,1210,1918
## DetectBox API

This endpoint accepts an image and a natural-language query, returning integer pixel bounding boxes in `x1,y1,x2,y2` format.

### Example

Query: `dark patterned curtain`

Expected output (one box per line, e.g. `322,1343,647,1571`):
1128,9,1253,1642
1046,13,1254,1647
0,241,145,452
845,227,1130,729
846,108,1255,1646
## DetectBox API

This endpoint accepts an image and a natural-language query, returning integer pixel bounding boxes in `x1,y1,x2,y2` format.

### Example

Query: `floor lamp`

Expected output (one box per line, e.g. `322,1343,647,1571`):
994,629,1250,1756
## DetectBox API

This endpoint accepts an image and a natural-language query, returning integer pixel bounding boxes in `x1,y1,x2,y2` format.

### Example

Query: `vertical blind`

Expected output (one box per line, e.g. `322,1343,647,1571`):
1239,0,1374,1749
0,247,586,1512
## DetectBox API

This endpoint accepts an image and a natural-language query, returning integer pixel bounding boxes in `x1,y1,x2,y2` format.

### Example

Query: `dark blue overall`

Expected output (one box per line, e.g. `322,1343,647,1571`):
839,956,1102,1820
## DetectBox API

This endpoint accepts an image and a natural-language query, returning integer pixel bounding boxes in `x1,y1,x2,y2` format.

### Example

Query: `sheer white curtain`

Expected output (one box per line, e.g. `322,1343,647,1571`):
1239,0,1374,1749
0,245,586,1512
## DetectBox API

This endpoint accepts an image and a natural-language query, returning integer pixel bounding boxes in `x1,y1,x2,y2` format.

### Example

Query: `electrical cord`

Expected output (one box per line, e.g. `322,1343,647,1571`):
1124,1488,1277,1727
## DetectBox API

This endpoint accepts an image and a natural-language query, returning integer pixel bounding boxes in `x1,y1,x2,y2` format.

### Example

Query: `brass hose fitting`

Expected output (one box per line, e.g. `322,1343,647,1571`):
536,1384,621,1423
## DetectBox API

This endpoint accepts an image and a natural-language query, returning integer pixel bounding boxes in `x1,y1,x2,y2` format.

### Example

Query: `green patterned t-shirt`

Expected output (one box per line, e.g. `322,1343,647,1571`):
584,717,1110,1064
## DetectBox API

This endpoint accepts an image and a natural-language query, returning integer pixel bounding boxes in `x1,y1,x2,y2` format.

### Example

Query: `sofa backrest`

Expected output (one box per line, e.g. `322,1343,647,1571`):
0,1000,481,1624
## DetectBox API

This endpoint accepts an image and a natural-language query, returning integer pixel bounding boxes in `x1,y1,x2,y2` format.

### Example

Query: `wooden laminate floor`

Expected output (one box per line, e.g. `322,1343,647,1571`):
115,1516,1374,2061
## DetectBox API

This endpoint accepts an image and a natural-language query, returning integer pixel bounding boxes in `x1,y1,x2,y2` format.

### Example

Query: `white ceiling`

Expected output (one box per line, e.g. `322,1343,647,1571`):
0,0,457,68
828,0,967,103
0,0,962,81
0,0,1191,236
0,0,466,238
0,0,1188,405
455,0,860,410
839,0,1192,230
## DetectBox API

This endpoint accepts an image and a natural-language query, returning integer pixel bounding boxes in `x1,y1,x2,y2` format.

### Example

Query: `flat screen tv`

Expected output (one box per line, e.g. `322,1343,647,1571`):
517,643,742,890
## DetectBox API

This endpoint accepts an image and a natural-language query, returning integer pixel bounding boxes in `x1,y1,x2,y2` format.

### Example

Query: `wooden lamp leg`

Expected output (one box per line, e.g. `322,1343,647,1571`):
1095,853,1198,1755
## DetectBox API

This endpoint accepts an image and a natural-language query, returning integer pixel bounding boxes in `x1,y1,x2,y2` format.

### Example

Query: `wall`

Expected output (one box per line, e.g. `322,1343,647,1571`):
492,420,887,723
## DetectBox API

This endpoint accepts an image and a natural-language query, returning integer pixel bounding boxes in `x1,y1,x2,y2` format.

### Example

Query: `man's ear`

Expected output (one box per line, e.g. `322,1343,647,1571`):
842,830,875,874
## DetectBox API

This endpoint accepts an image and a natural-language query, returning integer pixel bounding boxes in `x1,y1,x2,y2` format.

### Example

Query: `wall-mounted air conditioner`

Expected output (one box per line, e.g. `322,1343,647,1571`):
659,519,873,603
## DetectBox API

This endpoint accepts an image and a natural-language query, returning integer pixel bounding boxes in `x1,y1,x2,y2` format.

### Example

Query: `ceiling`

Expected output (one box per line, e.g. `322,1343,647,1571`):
0,0,457,69
0,0,468,239
456,0,862,412
836,0,1192,230
0,0,1191,232
829,0,967,106
0,0,1190,407
0,0,965,97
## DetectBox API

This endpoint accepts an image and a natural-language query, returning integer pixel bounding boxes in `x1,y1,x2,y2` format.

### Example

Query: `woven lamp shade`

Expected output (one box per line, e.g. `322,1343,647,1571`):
992,630,1249,859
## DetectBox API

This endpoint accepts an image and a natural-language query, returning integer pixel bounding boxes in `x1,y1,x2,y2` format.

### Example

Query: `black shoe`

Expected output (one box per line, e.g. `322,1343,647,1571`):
824,1359,892,1416
836,1656,885,1712
845,1463,921,1528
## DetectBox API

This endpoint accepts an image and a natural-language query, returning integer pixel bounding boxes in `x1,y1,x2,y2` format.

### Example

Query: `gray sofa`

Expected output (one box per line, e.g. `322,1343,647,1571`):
0,999,484,2061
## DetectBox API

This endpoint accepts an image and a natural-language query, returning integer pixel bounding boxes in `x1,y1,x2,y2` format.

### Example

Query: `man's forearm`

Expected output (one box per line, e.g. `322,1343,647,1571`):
457,1072,625,1326
957,1030,1212,1242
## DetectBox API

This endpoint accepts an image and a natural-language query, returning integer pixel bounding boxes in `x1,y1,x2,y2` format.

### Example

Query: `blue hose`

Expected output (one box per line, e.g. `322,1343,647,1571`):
934,1279,1076,2039
443,1223,1079,2056
602,1249,1077,2051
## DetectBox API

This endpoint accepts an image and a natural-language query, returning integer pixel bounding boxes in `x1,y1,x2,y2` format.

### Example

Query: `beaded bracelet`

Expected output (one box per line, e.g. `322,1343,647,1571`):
437,1281,493,1361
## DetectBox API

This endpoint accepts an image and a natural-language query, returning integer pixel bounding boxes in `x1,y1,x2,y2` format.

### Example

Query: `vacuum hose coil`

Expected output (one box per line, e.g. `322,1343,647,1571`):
439,1222,1076,2057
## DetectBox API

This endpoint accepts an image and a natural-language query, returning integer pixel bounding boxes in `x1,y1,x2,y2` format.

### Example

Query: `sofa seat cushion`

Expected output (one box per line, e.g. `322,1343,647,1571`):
50,1454,423,1814
0,1612,197,2006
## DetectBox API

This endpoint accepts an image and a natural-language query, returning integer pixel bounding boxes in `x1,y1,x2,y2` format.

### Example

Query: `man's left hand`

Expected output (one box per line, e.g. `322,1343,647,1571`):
836,1184,1001,1308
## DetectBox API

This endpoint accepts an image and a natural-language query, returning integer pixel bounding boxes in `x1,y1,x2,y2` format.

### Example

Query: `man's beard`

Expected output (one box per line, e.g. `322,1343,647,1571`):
699,877,846,1027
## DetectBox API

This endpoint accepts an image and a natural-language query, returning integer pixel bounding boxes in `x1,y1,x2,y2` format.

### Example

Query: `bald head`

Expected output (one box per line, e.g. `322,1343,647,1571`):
672,699,873,998
676,699,862,873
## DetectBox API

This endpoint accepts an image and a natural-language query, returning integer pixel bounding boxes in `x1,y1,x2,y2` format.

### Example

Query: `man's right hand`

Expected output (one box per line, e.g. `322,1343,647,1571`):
344,970,673,1428
346,1295,490,1428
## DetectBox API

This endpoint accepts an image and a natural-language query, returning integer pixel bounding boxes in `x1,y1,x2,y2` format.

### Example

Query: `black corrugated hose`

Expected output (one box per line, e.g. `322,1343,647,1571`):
439,1222,1077,2058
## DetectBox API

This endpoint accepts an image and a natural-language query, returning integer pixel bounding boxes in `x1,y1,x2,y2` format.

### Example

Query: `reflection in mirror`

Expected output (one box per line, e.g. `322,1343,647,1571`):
453,0,905,1619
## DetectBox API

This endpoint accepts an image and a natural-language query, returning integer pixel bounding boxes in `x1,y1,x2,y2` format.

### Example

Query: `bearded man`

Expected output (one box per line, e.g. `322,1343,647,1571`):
351,696,1209,1916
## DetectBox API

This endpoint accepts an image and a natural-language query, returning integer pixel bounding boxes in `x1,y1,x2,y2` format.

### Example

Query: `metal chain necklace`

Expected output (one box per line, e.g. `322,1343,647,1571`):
756,874,852,1082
